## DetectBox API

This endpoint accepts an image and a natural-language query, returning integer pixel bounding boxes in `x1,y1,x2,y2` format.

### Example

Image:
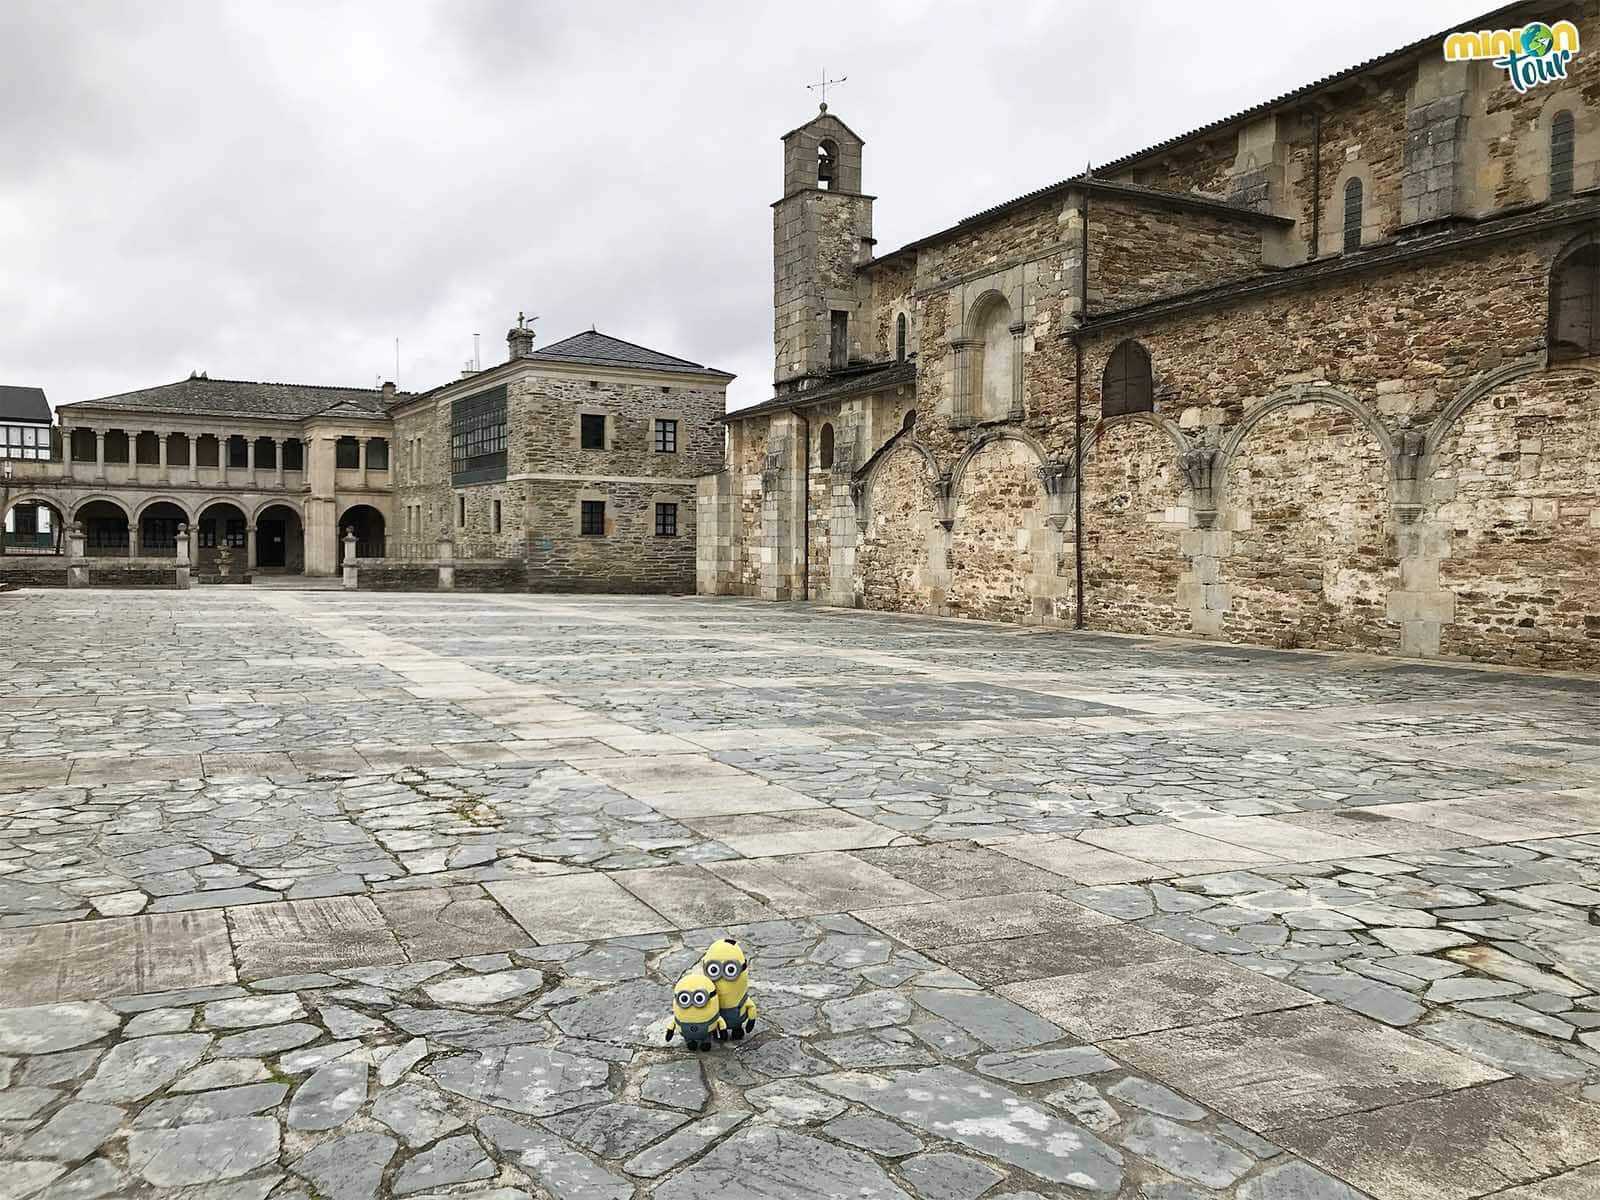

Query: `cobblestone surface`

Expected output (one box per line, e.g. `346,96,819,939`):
2,589,1598,1198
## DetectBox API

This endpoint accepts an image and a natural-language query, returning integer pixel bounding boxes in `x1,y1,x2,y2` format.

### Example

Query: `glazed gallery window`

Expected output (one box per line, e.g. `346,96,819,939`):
0,423,49,460
451,386,508,485
581,413,607,450
581,499,606,536
335,437,360,469
654,418,678,453
655,502,678,537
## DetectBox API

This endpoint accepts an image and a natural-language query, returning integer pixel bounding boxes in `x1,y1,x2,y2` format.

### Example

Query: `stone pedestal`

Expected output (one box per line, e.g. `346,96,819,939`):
342,529,358,590
437,537,455,591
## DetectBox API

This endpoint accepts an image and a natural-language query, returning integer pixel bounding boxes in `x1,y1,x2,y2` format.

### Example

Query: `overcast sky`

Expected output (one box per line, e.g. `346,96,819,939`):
2,1,1488,413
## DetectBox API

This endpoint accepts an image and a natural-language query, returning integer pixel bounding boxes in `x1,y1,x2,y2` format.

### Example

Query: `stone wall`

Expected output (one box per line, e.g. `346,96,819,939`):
525,479,696,593
0,561,69,587
1092,198,1265,310
945,439,1041,623
357,563,440,591
858,442,939,615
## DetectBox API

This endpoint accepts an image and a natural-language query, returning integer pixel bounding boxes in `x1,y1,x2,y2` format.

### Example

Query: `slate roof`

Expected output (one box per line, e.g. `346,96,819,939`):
530,331,732,377
61,376,399,423
0,386,50,424
726,360,917,422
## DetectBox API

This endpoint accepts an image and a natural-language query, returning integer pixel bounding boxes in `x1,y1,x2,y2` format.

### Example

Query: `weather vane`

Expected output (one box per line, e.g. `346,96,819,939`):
517,311,540,331
807,68,847,111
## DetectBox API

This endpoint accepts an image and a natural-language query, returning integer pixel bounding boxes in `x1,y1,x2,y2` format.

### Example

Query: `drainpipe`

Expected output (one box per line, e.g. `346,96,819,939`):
1074,177,1090,629
791,407,811,602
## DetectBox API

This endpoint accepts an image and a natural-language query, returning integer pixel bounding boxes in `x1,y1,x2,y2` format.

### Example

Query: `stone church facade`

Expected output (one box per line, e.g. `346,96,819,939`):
700,2,1600,670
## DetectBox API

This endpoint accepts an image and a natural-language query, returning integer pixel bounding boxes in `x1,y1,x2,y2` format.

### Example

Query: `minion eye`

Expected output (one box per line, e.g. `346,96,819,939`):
693,990,708,1006
724,961,741,977
705,962,722,978
676,991,691,1006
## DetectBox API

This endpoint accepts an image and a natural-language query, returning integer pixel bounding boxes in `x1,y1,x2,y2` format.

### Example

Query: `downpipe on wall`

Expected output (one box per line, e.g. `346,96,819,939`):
792,407,810,602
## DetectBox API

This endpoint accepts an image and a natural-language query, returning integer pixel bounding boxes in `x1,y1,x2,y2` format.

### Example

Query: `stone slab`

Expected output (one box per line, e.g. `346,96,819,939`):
610,865,781,928
1277,1079,1600,1200
858,892,1110,949
705,852,939,917
685,809,900,857
1001,954,1317,1040
373,886,529,960
1105,1005,1507,1131
929,923,1189,986
0,912,236,1006
227,896,404,980
486,874,672,942
853,844,1072,898
1079,826,1286,869
991,836,1175,884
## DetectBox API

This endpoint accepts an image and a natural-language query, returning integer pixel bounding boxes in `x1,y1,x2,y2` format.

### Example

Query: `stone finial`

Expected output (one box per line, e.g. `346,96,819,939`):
507,325,537,360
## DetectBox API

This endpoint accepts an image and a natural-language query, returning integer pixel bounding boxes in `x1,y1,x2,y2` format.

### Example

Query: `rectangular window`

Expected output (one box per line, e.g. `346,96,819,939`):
457,494,466,528
653,418,678,453
655,502,678,537
366,438,388,471
335,437,360,469
1,424,50,461
451,386,508,484
580,413,606,450
283,439,304,471
492,499,502,534
829,310,849,370
580,499,606,536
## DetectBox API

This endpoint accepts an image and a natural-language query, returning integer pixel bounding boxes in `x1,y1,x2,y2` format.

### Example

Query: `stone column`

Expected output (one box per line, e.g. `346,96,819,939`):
358,438,368,489
67,522,87,588
94,431,105,481
246,523,258,571
342,527,358,590
219,437,230,486
950,339,976,428
246,437,256,480
1008,322,1027,422
274,439,285,487
157,431,169,482
187,434,198,484
437,535,454,591
175,523,191,590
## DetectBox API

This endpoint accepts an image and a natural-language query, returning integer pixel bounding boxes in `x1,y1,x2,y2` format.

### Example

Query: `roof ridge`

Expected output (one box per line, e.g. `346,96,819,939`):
536,329,711,371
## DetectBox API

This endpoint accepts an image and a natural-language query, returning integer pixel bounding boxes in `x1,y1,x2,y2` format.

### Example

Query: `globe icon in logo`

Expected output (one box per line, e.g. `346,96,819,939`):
1522,22,1555,56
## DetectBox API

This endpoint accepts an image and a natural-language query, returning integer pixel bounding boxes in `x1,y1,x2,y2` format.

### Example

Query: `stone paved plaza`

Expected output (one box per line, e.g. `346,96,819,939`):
3,590,1600,1200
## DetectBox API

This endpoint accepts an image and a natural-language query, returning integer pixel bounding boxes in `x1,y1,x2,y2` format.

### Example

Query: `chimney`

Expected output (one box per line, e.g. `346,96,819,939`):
507,323,536,360
380,381,396,402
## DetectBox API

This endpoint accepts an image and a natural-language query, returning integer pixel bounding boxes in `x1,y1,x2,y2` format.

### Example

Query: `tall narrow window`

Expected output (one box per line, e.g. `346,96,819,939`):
457,494,466,528
655,502,678,537
1342,178,1364,253
896,313,908,363
492,499,502,534
1102,340,1154,417
1551,110,1576,201
817,139,837,189
654,418,677,453
829,311,849,370
581,499,606,536
1549,239,1600,359
580,413,606,450
819,423,835,470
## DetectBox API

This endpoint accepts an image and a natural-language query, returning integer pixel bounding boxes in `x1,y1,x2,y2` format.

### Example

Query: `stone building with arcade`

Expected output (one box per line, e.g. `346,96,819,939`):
0,327,729,591
699,2,1600,670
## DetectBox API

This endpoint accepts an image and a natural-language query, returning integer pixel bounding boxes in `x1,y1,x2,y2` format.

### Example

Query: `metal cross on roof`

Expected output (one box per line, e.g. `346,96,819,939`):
807,68,847,110
517,312,541,331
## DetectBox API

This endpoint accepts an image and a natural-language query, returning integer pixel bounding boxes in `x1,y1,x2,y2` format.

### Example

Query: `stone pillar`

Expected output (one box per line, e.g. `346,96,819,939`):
696,472,737,596
67,522,87,587
187,434,198,484
1008,322,1027,423
357,438,368,489
758,416,805,601
342,527,358,590
219,437,230,486
175,523,191,590
950,339,976,428
437,535,454,591
157,431,169,482
274,439,285,487
246,437,256,480
246,523,258,570
1401,59,1471,229
94,431,105,481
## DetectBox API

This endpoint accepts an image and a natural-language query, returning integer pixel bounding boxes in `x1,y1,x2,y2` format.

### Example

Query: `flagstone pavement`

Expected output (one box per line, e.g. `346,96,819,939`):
3,587,1600,1200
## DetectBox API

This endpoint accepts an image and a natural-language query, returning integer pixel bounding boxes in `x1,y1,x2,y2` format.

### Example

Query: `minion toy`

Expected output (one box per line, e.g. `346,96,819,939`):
702,937,757,1040
665,969,726,1051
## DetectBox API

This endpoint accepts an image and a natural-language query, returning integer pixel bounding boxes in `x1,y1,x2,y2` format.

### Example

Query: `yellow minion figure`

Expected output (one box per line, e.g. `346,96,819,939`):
665,968,726,1051
701,936,757,1040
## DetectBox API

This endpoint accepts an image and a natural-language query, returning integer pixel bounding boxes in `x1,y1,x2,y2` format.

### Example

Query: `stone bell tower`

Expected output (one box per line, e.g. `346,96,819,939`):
773,106,874,389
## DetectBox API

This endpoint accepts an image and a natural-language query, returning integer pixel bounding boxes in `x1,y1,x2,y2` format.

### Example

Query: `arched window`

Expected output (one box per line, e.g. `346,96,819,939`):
1342,178,1363,253
1549,238,1600,360
1551,110,1576,201
902,408,917,432
819,422,835,469
896,313,908,363
1102,340,1154,417
817,139,837,190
